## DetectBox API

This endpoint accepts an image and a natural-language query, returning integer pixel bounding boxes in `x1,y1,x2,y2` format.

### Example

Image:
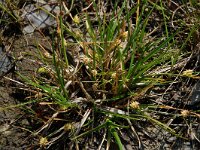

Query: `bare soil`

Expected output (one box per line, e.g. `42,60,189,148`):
0,32,51,149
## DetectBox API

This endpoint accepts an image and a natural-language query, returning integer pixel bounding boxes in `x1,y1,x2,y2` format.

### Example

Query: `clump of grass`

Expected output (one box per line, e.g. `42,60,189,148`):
4,0,199,149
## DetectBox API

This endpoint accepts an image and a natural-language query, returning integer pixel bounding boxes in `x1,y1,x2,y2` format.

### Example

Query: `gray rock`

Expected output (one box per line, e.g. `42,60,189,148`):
21,0,60,34
0,46,12,76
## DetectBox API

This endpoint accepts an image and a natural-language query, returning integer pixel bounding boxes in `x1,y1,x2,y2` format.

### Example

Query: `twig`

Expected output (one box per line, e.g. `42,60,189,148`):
78,81,93,100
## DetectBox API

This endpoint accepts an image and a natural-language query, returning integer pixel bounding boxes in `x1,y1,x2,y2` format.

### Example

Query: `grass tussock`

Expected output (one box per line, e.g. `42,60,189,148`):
1,0,200,149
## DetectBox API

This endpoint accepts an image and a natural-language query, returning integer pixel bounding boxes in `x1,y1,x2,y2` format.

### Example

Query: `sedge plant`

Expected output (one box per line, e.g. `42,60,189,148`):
13,0,200,149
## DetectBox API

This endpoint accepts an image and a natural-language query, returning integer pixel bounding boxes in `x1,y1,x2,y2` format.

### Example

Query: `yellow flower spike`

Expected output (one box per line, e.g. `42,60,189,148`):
60,105,68,111
37,67,48,74
73,14,80,24
182,70,193,77
39,137,48,147
182,70,200,79
181,110,190,117
130,101,140,109
63,38,67,46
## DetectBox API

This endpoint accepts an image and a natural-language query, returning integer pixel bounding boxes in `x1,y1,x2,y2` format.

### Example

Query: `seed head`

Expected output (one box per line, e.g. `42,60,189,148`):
73,14,80,24
64,123,73,131
130,101,140,109
39,137,48,147
92,83,98,91
121,31,128,40
83,56,92,64
91,69,98,77
182,70,193,77
111,72,117,79
181,110,190,117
